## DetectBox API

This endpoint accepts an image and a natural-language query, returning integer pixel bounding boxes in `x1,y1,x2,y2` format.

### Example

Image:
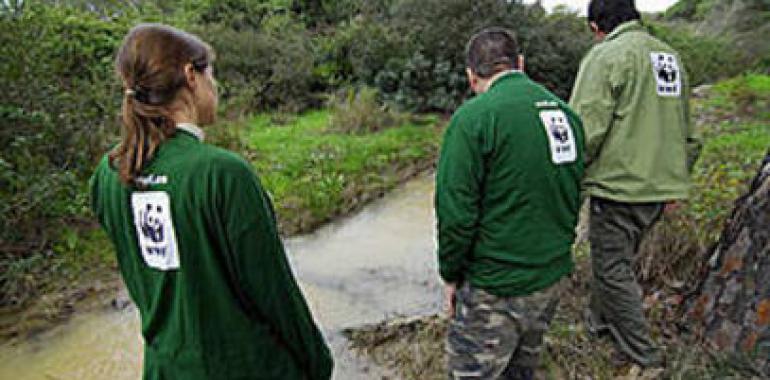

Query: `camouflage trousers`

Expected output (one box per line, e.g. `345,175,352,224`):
447,278,567,379
587,197,664,367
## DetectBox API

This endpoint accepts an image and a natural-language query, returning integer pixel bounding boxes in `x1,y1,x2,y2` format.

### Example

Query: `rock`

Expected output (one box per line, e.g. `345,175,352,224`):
111,289,132,310
692,84,713,99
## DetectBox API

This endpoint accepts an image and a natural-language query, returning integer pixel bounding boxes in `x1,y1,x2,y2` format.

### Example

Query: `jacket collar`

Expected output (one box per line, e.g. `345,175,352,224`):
605,20,644,42
176,123,205,142
488,70,525,91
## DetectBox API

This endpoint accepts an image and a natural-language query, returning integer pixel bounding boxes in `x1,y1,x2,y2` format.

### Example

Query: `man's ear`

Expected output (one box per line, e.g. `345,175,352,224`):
590,21,606,39
466,67,477,87
184,63,197,90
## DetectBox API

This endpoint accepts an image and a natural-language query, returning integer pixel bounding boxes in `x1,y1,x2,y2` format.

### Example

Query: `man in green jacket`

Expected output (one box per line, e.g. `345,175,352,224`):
436,27,585,379
570,0,701,369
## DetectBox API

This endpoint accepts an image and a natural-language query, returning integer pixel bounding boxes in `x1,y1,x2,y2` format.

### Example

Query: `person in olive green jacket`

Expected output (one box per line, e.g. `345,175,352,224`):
436,28,585,379
570,0,701,370
90,24,333,380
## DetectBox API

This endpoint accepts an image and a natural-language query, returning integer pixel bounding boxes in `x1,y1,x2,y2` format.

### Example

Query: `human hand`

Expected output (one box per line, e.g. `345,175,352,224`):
664,201,680,214
444,283,457,317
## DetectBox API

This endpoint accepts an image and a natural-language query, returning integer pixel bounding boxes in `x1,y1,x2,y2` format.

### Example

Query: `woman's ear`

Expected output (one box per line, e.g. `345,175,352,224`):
184,63,197,90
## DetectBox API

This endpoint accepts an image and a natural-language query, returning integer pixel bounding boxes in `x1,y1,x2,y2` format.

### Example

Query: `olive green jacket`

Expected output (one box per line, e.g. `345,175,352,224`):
570,21,701,203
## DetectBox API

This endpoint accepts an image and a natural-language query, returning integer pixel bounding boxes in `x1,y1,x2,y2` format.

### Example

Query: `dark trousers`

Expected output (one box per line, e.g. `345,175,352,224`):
587,197,664,367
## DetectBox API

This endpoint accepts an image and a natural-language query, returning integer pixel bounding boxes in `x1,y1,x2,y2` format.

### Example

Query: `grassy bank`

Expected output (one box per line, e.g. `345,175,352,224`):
0,109,442,339
233,110,442,235
346,75,770,379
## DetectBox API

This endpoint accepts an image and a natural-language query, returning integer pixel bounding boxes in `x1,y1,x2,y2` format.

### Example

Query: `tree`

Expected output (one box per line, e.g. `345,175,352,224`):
687,151,770,375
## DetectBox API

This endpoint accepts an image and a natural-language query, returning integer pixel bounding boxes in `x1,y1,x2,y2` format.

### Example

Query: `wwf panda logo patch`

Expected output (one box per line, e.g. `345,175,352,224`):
131,191,180,271
650,52,681,97
539,110,577,165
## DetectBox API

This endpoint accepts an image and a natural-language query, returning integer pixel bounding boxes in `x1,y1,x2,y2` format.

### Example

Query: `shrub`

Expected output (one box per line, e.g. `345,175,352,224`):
374,0,538,112
196,13,318,115
316,16,406,89
525,9,594,100
0,5,127,249
327,87,406,134
352,0,592,111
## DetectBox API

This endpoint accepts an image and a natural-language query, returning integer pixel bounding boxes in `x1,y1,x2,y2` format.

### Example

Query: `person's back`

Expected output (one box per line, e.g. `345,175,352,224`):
569,0,700,372
571,19,696,201
436,28,584,379
439,72,585,295
90,24,332,380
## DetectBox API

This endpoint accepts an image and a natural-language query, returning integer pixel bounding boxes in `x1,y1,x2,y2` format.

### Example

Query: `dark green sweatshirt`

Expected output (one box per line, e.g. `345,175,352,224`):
90,130,333,380
436,72,585,296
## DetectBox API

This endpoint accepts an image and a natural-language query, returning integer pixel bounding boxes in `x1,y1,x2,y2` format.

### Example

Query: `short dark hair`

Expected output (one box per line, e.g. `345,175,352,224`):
466,27,519,79
588,0,641,34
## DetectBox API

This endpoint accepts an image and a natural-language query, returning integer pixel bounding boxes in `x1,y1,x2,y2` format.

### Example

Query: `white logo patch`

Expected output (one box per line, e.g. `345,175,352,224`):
650,52,681,97
539,110,577,165
131,192,180,271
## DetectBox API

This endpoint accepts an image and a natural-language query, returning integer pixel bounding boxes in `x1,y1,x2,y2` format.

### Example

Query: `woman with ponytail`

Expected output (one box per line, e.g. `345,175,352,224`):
90,24,333,380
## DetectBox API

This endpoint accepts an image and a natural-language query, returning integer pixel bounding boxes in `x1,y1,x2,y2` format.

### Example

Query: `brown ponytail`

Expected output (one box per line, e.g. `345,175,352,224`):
110,24,213,186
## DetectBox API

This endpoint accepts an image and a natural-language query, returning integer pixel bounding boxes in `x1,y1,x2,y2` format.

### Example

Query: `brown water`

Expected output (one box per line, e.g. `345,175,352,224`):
0,176,441,380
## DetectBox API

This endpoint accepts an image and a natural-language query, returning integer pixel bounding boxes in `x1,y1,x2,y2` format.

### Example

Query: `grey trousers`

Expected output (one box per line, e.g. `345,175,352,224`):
587,197,664,367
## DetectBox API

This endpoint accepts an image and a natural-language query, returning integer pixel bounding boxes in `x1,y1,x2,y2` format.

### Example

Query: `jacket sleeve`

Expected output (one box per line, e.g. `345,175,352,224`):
681,68,702,172
435,113,485,284
89,157,106,225
217,159,333,380
569,54,621,166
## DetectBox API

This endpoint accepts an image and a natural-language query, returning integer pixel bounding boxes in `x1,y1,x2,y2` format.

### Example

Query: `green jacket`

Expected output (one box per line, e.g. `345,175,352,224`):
436,72,585,297
90,130,333,380
570,21,701,203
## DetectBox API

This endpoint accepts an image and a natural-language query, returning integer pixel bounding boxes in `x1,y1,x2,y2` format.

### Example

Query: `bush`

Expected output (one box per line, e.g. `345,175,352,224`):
524,9,594,100
332,0,593,112
327,87,406,134
316,16,406,88
0,4,129,306
375,0,539,112
0,5,127,252
196,13,318,115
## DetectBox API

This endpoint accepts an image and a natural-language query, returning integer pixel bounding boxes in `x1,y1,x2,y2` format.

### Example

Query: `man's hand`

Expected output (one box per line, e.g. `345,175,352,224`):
664,201,680,214
444,283,458,318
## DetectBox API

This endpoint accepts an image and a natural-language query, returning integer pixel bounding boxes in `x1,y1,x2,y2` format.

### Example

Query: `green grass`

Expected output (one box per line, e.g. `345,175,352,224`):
235,110,442,234
700,74,770,127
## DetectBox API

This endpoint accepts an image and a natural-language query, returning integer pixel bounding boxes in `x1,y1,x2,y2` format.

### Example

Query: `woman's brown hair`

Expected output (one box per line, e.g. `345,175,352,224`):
111,23,213,186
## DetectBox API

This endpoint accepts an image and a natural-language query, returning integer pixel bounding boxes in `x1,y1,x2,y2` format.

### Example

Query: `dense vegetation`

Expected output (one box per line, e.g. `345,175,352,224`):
0,0,765,311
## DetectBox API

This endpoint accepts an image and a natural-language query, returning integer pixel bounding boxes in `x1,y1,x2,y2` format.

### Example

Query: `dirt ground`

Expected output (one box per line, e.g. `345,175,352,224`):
344,249,765,379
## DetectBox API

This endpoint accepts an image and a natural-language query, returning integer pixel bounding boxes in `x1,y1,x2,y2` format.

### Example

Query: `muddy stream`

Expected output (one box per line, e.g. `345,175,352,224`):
0,176,442,380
